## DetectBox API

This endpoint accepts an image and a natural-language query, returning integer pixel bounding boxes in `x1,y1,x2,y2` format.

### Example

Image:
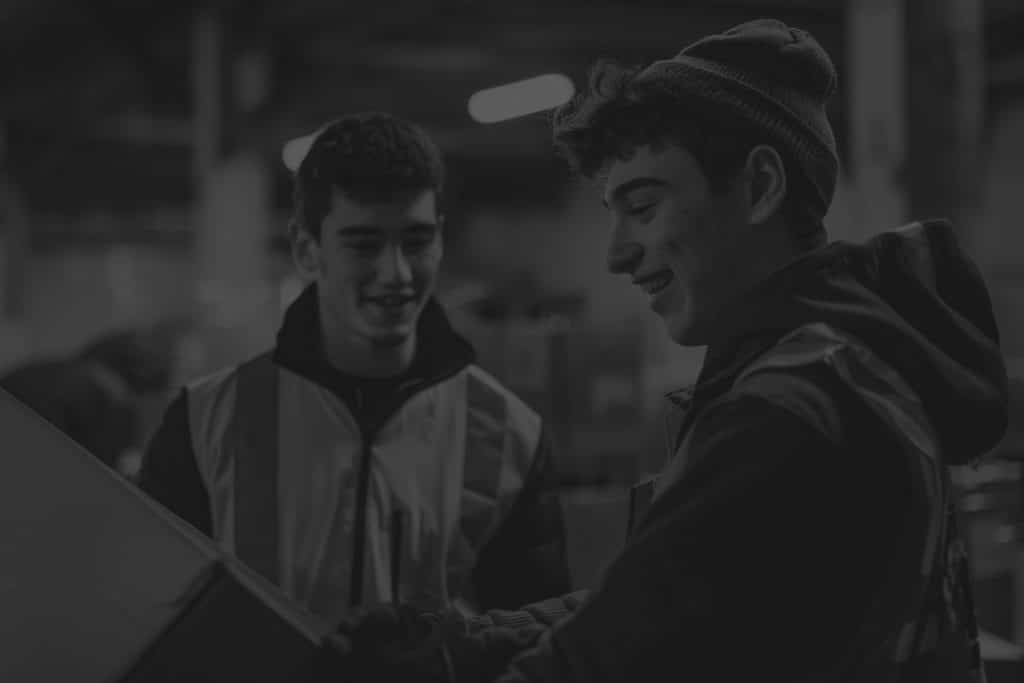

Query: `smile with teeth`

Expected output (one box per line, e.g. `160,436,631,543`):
639,271,673,295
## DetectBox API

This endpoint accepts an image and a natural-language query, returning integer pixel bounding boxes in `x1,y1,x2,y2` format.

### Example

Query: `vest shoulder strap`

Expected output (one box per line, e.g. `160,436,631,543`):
734,323,957,677
460,370,509,550
229,351,280,584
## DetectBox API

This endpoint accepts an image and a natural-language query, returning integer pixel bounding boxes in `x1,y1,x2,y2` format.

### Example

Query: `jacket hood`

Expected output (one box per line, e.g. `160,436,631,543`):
272,283,476,429
699,219,1008,465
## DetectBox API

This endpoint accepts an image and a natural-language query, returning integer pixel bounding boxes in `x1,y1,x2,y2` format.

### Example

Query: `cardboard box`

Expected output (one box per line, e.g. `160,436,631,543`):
980,630,1023,683
0,389,340,682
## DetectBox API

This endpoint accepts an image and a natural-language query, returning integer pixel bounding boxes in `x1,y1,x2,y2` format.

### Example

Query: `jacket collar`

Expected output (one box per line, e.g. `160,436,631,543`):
272,283,476,430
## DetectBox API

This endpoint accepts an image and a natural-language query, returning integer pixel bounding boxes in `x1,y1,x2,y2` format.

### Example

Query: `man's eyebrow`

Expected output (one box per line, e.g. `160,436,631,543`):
602,177,669,208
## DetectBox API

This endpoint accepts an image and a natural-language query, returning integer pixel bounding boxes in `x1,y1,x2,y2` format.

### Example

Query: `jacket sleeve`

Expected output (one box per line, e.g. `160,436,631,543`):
472,424,573,610
136,389,213,536
493,396,909,683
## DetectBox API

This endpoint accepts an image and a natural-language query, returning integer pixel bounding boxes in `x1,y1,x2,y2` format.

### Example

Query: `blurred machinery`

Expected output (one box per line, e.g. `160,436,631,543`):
445,273,667,487
945,372,1024,683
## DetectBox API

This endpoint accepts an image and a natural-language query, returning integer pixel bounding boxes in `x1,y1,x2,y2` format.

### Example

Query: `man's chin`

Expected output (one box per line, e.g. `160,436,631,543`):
367,326,414,349
662,312,702,347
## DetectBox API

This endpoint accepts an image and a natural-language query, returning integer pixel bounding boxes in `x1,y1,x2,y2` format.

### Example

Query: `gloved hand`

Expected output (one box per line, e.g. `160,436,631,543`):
331,604,454,682
323,593,578,683
303,631,353,682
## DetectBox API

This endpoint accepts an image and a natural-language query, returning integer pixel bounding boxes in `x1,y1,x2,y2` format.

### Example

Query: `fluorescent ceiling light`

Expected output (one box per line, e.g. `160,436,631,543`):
468,73,575,124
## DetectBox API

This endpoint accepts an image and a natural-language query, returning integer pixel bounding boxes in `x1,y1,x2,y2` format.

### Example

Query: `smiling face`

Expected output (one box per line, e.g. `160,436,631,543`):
602,143,759,346
292,188,442,371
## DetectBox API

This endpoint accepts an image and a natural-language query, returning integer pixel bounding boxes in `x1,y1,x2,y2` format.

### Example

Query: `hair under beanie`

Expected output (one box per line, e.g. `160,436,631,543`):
636,18,839,226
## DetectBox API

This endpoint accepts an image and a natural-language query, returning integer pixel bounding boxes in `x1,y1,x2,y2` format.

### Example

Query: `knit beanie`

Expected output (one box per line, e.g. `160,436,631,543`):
636,19,839,226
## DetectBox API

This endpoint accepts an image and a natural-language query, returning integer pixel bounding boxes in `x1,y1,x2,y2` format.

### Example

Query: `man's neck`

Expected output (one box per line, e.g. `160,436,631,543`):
698,237,817,349
320,326,416,379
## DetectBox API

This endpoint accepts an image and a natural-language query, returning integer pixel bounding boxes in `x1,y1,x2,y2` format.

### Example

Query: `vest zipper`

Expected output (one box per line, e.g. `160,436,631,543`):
390,509,404,603
344,374,455,608
348,388,375,607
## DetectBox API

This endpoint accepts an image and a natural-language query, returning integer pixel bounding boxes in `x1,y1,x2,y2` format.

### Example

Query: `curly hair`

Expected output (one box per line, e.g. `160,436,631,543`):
293,112,445,240
552,61,824,247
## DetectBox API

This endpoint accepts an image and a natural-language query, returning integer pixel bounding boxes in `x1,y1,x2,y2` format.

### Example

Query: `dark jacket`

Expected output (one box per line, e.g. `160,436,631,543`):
457,220,1006,682
138,285,571,613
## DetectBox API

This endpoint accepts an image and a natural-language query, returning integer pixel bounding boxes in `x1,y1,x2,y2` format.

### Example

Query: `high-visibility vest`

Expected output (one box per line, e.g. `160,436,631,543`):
634,322,983,682
183,353,543,624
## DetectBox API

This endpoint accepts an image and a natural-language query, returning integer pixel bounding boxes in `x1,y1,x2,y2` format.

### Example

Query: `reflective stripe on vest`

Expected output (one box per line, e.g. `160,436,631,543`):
185,358,541,618
229,352,279,585
461,370,508,548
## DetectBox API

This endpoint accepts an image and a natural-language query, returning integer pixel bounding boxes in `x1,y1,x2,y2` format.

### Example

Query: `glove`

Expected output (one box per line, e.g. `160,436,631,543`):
330,601,562,683
332,604,453,682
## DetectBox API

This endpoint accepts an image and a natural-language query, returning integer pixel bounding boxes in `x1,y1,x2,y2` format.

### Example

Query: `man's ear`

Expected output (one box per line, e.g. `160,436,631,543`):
290,221,321,279
743,145,787,225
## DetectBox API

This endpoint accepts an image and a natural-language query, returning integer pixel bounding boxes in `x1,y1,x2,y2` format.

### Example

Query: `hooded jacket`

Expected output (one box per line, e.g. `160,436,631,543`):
449,219,1006,683
138,286,571,623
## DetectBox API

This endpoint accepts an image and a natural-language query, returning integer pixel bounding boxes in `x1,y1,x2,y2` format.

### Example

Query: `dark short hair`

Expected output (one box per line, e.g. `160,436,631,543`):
553,61,826,249
292,112,445,240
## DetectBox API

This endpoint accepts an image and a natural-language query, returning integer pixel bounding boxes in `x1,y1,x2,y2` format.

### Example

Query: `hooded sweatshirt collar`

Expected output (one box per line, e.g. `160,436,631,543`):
678,220,1008,464
272,283,476,432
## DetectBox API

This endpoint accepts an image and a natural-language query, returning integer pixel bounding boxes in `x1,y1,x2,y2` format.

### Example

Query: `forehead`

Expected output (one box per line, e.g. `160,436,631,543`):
324,188,438,229
603,144,705,200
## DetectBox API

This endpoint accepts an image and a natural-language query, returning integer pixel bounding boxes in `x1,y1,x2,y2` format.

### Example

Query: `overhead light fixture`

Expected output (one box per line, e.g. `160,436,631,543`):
468,73,575,124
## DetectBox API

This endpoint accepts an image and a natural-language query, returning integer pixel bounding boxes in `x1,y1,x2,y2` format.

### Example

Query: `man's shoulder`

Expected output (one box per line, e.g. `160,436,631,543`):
663,337,871,495
184,364,237,393
183,350,277,396
722,323,886,446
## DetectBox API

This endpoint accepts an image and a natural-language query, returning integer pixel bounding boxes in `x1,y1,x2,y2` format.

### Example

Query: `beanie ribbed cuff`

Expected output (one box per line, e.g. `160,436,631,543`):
641,56,836,153
637,54,839,222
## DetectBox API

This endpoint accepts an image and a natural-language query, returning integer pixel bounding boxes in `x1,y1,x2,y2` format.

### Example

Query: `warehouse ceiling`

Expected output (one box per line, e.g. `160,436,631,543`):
1,0,1022,220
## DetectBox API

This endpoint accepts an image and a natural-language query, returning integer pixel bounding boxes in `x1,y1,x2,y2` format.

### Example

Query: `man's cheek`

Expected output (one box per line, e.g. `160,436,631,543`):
412,261,439,288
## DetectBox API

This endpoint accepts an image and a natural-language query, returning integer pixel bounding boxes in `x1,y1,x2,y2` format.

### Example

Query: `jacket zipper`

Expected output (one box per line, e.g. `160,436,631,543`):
344,370,461,608
348,387,375,608
348,433,375,607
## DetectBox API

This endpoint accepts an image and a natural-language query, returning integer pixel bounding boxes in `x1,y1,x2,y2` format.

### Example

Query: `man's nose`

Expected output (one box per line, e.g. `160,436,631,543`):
607,231,644,275
378,244,414,284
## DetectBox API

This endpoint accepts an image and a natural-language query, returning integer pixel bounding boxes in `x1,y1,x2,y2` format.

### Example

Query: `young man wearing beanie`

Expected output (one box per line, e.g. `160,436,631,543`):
138,113,571,626
328,19,1007,683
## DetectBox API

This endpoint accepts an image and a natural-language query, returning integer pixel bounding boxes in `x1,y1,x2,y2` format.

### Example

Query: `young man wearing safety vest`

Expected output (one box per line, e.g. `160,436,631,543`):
328,20,1008,683
138,113,571,626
